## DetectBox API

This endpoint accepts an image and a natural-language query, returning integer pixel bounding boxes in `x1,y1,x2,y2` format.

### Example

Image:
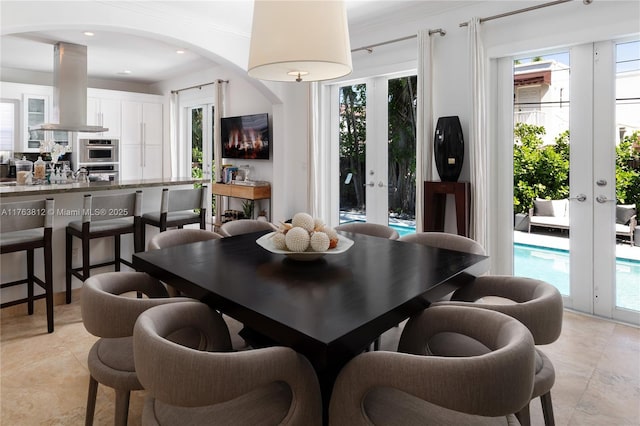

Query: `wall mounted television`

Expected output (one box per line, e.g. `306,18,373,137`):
221,113,270,160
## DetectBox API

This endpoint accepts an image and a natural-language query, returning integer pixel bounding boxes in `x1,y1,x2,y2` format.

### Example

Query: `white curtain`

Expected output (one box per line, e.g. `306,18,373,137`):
468,18,488,249
308,82,320,218
214,80,226,226
169,91,179,177
416,29,434,233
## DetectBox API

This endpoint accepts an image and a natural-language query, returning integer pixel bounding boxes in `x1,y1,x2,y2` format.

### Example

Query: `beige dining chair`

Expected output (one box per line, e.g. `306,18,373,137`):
335,222,400,240
329,305,536,425
81,271,192,426
219,219,277,237
133,300,323,425
147,228,248,350
432,276,563,426
398,231,486,255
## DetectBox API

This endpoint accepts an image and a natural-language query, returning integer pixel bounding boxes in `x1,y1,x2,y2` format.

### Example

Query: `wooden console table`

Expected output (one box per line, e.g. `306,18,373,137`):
424,181,470,237
212,182,271,227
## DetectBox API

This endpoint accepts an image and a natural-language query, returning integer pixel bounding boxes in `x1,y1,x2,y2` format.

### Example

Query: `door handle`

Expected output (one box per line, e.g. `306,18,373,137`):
595,195,615,204
377,181,385,188
364,181,374,187
568,194,587,202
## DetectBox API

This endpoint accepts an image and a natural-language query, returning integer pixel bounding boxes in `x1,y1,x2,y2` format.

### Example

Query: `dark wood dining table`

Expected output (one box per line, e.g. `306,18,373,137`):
132,230,489,419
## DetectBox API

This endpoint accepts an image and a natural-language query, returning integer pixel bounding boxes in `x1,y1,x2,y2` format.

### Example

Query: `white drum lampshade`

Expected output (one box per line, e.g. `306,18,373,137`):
248,0,352,82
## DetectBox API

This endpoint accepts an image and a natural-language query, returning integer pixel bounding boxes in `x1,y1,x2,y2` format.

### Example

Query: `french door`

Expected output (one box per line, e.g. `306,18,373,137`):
337,75,417,230
512,40,640,325
188,104,214,180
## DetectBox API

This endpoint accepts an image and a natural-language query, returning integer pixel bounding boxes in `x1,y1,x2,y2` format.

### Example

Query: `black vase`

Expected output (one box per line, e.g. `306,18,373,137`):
434,116,464,182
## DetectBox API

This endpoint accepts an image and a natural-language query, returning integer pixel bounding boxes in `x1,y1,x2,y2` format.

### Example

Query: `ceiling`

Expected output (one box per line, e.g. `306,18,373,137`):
0,1,476,85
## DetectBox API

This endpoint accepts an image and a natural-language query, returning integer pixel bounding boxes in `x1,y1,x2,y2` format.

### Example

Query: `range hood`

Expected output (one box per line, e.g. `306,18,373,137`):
31,42,108,133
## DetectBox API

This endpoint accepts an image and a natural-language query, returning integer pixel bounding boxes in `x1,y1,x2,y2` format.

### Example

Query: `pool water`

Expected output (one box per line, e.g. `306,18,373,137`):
514,243,640,312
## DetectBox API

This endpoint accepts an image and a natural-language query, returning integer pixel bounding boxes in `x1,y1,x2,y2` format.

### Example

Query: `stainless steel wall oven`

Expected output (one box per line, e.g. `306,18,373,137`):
79,139,119,163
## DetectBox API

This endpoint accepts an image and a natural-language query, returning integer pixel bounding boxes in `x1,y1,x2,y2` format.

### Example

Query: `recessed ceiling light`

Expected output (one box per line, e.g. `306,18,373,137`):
176,50,185,54
83,31,95,37
117,70,132,75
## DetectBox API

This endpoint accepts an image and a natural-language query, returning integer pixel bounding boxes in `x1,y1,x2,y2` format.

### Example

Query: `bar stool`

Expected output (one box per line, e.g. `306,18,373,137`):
65,191,142,304
140,185,207,245
1,198,55,333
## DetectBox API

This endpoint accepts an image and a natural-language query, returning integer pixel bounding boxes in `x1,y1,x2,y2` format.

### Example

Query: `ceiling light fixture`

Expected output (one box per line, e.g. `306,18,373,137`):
83,31,94,37
247,0,352,83
176,49,185,54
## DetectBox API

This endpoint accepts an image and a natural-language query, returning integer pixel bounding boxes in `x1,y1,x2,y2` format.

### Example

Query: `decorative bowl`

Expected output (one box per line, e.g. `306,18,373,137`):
256,232,353,261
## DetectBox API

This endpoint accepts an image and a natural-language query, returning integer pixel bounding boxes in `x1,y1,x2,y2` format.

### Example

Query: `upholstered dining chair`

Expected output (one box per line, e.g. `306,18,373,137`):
133,300,323,425
329,305,536,425
335,222,400,240
219,219,277,237
147,228,247,350
431,276,563,426
81,271,191,426
140,185,208,246
398,231,486,255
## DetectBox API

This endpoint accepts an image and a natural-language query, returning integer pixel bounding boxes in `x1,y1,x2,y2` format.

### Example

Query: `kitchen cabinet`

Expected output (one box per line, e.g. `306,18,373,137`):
22,94,69,152
120,100,163,180
81,97,121,138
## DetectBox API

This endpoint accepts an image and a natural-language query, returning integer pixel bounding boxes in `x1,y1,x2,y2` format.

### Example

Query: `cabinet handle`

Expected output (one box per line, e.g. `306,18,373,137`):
143,123,146,166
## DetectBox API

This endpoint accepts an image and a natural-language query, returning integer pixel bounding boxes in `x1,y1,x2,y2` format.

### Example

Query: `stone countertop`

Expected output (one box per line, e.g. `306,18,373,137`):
0,177,207,198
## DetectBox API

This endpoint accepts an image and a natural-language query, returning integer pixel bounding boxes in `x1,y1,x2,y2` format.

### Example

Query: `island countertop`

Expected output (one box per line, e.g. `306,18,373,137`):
0,177,206,198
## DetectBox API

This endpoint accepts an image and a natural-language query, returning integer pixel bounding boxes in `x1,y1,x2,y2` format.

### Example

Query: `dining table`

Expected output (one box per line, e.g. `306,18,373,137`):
132,229,489,420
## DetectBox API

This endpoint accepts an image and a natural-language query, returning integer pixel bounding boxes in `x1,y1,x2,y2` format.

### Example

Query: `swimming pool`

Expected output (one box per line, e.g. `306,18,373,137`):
514,243,640,312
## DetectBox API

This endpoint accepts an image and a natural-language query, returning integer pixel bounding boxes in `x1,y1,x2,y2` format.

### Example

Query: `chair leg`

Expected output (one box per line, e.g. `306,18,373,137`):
541,392,555,426
516,402,531,426
85,376,98,426
27,249,34,315
374,336,380,351
66,231,73,304
114,235,121,272
44,240,54,333
82,236,90,283
114,389,131,426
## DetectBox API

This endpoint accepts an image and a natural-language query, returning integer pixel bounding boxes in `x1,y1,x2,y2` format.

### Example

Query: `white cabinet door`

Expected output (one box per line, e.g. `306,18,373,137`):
100,98,121,138
120,144,143,180
121,101,143,145
120,100,163,179
82,97,121,139
23,94,49,152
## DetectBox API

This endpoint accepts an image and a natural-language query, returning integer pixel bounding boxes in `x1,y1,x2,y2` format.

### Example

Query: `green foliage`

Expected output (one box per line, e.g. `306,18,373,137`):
615,131,640,206
513,123,569,213
514,126,640,214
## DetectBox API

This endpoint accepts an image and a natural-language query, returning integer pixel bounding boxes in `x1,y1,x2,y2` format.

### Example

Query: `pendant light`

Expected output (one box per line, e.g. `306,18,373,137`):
248,0,352,83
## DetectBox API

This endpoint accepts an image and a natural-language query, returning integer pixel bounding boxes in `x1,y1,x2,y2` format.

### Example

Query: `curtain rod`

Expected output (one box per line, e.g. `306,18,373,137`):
171,79,228,95
351,29,446,53
459,0,591,27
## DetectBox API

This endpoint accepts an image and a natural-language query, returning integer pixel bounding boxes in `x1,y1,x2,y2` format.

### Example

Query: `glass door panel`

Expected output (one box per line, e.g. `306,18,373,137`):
614,40,640,317
513,51,572,299
339,84,367,224
388,76,417,236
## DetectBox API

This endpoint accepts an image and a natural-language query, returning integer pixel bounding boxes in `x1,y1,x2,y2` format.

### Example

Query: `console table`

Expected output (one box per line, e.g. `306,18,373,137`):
424,181,470,237
212,182,271,227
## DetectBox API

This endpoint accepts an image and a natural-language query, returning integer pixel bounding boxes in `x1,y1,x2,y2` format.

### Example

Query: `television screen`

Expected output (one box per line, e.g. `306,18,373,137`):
221,113,270,160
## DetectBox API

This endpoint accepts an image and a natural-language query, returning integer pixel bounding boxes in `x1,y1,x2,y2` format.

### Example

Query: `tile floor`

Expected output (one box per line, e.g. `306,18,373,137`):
1,297,639,425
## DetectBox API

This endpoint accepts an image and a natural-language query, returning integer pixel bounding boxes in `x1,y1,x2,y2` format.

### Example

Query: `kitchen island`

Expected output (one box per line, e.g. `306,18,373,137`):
1,177,207,307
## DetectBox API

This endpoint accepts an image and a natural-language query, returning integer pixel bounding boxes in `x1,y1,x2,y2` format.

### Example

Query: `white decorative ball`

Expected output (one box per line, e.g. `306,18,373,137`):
285,227,310,252
310,232,330,252
272,232,287,250
322,226,338,241
292,212,315,232
313,218,325,231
